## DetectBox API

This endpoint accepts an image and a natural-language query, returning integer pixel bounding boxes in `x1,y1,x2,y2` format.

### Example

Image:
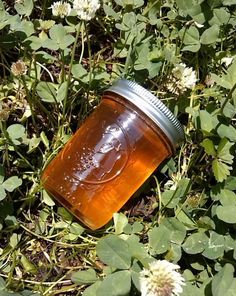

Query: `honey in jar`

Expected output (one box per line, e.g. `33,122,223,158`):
41,79,184,230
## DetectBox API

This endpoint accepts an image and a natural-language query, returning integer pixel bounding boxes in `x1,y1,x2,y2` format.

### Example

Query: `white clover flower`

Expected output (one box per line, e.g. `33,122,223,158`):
173,63,197,89
167,63,197,94
51,1,71,18
140,260,185,296
11,60,28,76
181,66,197,89
73,0,100,21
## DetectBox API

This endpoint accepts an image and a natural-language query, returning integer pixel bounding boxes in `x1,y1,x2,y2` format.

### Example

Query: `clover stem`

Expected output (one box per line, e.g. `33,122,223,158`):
85,22,93,89
62,22,82,118
221,81,236,113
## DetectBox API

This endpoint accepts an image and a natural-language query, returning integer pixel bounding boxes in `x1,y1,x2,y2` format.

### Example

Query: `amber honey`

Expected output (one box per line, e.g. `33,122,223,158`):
42,80,184,229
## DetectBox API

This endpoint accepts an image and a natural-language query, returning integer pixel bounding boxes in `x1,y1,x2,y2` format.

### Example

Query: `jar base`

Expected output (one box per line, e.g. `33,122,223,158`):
43,184,110,230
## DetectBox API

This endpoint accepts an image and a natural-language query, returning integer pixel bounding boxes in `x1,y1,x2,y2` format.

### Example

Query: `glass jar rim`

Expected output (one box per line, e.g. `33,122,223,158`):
104,79,185,148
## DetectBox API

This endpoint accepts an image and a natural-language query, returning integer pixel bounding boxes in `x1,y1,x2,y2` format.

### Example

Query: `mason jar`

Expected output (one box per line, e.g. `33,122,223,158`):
42,79,184,229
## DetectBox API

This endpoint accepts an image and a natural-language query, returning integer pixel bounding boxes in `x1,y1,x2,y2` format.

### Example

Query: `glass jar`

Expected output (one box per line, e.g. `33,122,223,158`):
41,79,184,230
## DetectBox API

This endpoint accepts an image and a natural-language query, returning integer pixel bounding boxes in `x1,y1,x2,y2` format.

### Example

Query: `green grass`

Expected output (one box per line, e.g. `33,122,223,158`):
0,0,236,295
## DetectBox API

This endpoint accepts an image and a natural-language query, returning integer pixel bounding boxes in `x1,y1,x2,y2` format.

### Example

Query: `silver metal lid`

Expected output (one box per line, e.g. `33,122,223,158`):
104,79,185,148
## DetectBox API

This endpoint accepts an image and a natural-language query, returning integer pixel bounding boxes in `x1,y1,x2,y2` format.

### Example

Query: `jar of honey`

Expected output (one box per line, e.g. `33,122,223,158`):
41,79,184,230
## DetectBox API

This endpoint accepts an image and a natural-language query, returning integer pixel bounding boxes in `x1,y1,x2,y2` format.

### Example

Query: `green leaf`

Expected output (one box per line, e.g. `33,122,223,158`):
131,222,143,233
176,208,197,229
211,264,235,296
49,24,66,42
42,190,55,206
222,101,236,119
103,4,119,20
225,176,236,191
40,131,49,149
14,0,33,16
209,8,230,26
71,268,97,285
217,138,234,164
116,12,137,32
115,0,144,8
56,81,67,102
207,0,222,8
211,73,233,89
122,0,144,8
216,205,236,223
212,61,236,90
97,271,131,296
197,216,215,231
42,39,59,50
174,178,191,199
162,217,187,244
36,82,57,103
222,0,236,5
217,124,236,142
130,261,142,291
182,43,201,52
176,0,195,11
224,235,235,251
3,176,22,192
7,124,25,140
53,221,68,229
11,20,34,37
0,11,14,30
0,187,6,201
83,281,101,296
179,26,200,52
225,60,236,86
0,276,6,290
161,190,179,208
212,159,231,182
71,63,88,82
36,51,56,62
148,224,171,254
28,136,41,153
58,207,73,222
21,255,36,274
60,34,75,50
25,36,42,50
113,213,128,234
126,235,150,266
200,24,219,44
199,110,213,132
182,26,200,44
49,24,74,50
69,222,84,235
144,1,161,24
181,281,203,296
5,215,18,228
165,243,182,262
201,139,216,156
9,233,21,248
202,232,225,259
96,235,131,269
182,232,208,254
219,189,236,206
148,61,162,79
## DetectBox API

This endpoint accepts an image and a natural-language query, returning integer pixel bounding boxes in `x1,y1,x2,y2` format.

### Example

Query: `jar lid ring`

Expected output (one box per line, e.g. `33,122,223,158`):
105,79,185,147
